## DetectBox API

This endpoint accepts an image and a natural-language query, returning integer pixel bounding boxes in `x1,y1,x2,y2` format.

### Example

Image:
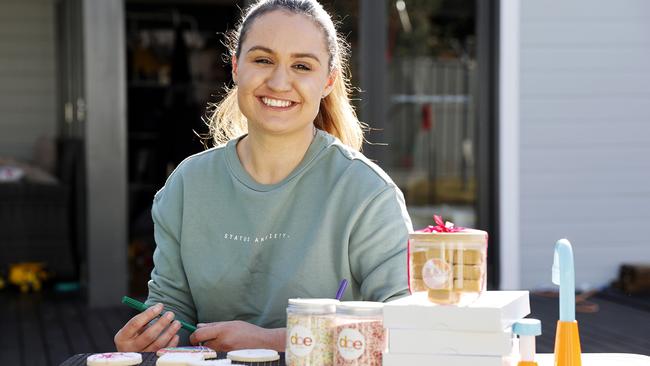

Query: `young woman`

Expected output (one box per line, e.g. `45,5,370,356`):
114,0,412,353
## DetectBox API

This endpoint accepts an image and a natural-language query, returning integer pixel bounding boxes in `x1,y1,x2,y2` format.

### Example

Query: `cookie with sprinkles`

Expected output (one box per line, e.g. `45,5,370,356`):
156,346,217,358
86,352,142,366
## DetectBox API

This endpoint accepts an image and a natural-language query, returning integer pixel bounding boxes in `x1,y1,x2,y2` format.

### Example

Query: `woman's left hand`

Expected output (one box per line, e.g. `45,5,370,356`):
189,320,286,352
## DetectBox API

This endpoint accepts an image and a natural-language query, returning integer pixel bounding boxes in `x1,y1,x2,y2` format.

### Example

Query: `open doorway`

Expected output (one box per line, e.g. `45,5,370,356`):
125,0,240,296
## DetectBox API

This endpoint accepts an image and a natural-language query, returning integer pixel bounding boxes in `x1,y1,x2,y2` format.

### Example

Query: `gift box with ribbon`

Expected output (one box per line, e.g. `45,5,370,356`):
408,215,489,306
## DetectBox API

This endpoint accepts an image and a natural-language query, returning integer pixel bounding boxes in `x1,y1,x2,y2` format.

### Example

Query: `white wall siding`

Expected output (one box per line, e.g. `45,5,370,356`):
499,0,521,290
0,0,57,162
519,0,650,289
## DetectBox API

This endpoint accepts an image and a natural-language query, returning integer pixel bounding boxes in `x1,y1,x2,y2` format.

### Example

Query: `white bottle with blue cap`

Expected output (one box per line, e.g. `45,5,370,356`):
513,318,542,366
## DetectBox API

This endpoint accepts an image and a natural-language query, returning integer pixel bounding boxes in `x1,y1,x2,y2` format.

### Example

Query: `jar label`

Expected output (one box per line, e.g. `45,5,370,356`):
288,325,315,357
422,258,451,289
337,328,365,360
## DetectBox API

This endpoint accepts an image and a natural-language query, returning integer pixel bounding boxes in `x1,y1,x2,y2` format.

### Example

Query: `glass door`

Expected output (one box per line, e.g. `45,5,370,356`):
384,0,499,287
385,0,478,229
323,0,499,287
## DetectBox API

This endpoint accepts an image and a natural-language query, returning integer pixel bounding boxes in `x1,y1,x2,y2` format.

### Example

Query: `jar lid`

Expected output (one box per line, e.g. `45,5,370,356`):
513,318,542,336
336,301,384,316
288,298,338,313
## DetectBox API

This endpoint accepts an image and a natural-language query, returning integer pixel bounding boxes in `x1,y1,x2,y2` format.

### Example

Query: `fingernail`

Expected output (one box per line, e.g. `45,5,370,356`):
155,303,164,311
197,323,205,328
165,311,175,320
173,320,181,328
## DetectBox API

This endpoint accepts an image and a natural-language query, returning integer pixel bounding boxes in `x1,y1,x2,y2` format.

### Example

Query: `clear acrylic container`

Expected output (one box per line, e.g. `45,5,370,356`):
286,298,339,366
408,230,488,306
334,302,384,366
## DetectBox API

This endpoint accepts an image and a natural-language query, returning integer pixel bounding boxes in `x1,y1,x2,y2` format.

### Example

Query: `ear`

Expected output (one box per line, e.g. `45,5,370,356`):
231,56,239,84
322,69,338,98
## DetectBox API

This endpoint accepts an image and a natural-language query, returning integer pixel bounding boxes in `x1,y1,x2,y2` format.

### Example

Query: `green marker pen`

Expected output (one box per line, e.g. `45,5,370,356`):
121,296,197,333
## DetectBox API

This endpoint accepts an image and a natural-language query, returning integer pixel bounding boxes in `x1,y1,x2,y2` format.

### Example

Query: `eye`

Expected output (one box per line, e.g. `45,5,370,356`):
293,63,311,71
254,58,272,65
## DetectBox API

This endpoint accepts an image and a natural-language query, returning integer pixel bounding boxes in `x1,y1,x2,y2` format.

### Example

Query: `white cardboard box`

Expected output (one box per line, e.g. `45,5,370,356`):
383,351,518,366
388,327,514,356
383,291,530,332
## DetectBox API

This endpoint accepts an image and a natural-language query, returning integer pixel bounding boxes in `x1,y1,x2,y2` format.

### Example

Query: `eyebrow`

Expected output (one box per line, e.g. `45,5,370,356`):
246,45,322,65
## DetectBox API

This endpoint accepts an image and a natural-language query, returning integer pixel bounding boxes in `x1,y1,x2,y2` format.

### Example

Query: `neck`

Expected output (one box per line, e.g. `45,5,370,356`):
237,126,316,185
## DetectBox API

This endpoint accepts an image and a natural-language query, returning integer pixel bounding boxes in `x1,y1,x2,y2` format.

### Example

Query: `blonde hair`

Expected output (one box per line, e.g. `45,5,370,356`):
207,0,366,151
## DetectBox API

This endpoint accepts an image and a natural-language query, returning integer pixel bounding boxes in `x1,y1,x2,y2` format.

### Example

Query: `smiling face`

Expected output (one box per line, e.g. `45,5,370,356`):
232,10,335,139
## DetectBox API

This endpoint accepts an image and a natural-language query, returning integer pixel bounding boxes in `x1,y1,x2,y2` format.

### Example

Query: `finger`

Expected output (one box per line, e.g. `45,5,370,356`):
143,320,181,352
134,311,175,350
166,334,180,348
114,330,134,352
203,339,220,353
189,329,201,345
120,303,164,339
190,323,223,344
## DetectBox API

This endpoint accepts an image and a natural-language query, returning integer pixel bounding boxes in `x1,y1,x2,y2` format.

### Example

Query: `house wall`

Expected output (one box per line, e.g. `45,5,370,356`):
0,0,57,162
519,0,650,289
499,0,520,290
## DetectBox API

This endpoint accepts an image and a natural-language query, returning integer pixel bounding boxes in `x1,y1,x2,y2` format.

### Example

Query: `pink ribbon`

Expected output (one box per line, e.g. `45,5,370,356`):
418,215,465,233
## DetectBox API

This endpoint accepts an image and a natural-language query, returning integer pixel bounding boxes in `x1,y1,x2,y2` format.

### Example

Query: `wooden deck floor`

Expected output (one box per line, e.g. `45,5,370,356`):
0,290,135,365
527,290,650,355
0,289,648,365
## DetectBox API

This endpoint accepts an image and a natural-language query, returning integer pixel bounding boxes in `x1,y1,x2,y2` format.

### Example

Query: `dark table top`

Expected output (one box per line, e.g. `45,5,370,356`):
60,352,286,366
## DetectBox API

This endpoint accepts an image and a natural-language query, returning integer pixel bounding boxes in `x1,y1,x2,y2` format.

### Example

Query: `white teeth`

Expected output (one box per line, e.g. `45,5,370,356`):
262,97,292,108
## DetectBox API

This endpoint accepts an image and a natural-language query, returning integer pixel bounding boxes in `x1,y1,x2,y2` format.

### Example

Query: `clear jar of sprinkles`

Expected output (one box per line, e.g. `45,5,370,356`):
334,302,385,366
286,298,338,366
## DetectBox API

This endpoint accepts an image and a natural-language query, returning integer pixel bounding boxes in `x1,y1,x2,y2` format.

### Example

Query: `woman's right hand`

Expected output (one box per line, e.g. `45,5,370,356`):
114,303,182,352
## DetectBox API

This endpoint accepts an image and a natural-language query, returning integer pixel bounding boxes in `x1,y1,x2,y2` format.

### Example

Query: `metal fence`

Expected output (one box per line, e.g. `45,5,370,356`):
386,57,478,222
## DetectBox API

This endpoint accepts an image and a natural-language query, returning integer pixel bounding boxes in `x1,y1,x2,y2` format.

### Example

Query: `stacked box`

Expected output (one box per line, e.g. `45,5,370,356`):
382,291,530,366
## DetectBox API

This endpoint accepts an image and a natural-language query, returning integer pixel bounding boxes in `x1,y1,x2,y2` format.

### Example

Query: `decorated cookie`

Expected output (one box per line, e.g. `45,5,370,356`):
156,346,217,358
86,352,142,366
226,349,280,362
156,353,205,366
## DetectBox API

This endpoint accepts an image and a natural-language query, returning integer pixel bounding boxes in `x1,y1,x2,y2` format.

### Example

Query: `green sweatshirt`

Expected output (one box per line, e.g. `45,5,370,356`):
145,130,413,343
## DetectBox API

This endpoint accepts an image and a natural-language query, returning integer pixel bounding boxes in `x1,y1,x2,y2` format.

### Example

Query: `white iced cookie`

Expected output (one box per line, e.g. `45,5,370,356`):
156,346,217,359
188,360,232,365
226,349,280,362
87,352,142,366
156,353,205,366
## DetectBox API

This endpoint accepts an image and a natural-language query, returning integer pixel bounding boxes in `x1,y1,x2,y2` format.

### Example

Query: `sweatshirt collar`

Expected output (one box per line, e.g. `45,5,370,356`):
225,129,331,192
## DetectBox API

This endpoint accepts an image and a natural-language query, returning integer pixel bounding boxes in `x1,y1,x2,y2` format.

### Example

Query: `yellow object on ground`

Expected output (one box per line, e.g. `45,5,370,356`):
8,262,48,292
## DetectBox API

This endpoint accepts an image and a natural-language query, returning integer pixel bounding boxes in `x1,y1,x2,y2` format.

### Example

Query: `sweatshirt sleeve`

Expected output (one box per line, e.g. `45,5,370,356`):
348,185,413,302
145,173,197,345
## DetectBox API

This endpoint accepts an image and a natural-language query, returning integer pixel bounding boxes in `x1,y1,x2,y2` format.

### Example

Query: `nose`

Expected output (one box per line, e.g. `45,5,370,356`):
266,65,292,92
